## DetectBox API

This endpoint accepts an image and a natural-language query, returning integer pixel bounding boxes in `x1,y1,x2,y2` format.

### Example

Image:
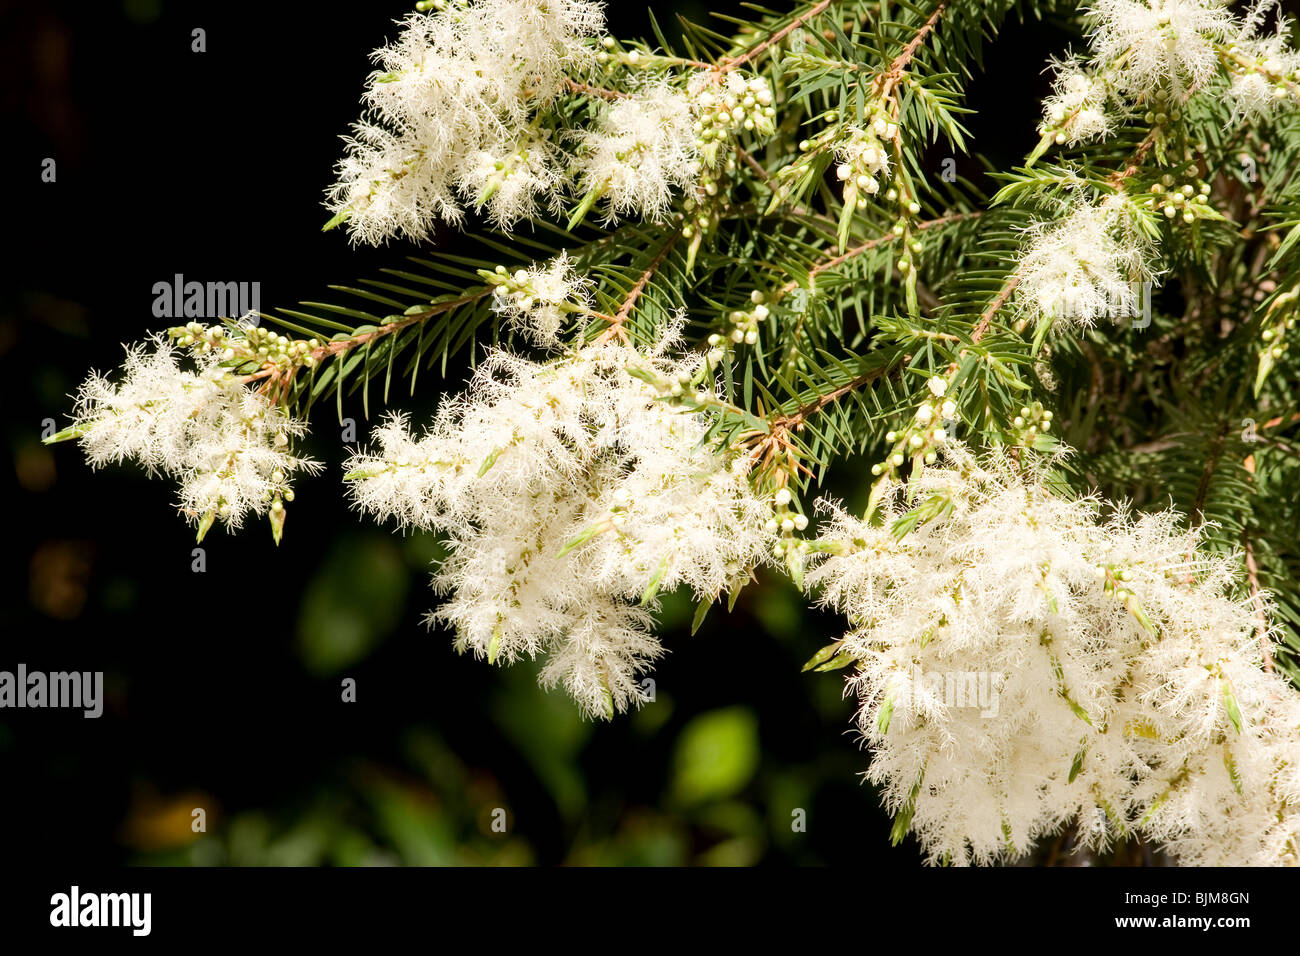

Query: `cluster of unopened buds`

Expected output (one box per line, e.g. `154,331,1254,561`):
1094,561,1155,630
167,321,232,354
594,36,658,72
168,323,322,370
682,153,739,244
1144,173,1212,226
1141,87,1184,131
692,73,777,168
1010,401,1053,446
871,377,955,478
236,325,321,369
487,264,549,311
882,185,925,274
635,358,717,407
1260,291,1296,362
768,487,809,560
717,290,769,346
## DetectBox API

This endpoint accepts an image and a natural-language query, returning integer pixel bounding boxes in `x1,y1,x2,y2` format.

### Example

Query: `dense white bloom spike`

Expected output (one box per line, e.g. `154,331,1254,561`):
806,447,1300,865
68,338,319,535
345,337,776,718
1087,0,1235,96
1040,57,1113,145
328,0,604,243
1015,198,1155,328
575,81,699,223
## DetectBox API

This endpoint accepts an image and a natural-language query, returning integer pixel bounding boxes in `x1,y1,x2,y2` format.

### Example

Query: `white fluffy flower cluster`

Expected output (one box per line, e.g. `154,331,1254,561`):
1224,2,1300,120
328,0,603,242
1037,2,1300,148
488,252,592,347
344,338,776,718
1039,57,1114,145
1087,0,1235,96
806,447,1300,866
1015,197,1155,328
69,338,319,535
575,80,700,223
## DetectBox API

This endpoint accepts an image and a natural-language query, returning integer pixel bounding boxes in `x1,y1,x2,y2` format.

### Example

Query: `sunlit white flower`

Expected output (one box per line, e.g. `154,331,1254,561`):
1015,197,1155,328
1041,57,1114,144
490,252,592,347
345,331,775,717
575,80,699,222
1225,5,1300,121
1087,0,1235,96
806,446,1300,865
328,0,604,243
69,337,319,533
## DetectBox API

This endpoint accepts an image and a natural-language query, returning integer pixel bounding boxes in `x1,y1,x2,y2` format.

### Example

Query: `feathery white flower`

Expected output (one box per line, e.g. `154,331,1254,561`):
69,337,319,533
345,335,775,718
1087,0,1235,96
1225,4,1300,121
457,132,567,230
1015,198,1154,328
489,252,591,347
328,0,604,243
1040,58,1114,144
806,446,1300,865
575,80,699,223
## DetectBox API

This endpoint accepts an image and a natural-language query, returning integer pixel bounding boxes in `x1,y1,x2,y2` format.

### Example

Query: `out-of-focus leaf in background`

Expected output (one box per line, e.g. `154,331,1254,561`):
670,706,760,806
296,533,409,676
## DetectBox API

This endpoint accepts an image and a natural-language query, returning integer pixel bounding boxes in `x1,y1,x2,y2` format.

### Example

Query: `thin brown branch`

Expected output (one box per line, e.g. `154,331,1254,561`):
876,3,945,100
971,276,1020,345
243,290,492,401
564,79,628,100
717,0,833,74
593,232,681,345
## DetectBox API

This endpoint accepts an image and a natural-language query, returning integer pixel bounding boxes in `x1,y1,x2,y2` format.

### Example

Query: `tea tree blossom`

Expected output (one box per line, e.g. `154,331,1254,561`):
487,252,592,348
806,447,1300,865
44,0,1300,866
834,125,891,207
574,81,699,223
1039,57,1113,144
328,0,604,242
344,337,776,717
1087,0,1235,96
1014,198,1154,328
62,337,319,539
1224,3,1300,120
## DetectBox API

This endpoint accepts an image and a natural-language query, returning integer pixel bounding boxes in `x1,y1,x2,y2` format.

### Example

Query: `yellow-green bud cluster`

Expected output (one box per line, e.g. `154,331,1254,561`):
1009,402,1053,446
169,322,322,371
1095,562,1145,615
238,325,321,369
1259,294,1296,362
1141,87,1183,130
682,153,739,244
693,76,777,169
1143,173,1212,226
